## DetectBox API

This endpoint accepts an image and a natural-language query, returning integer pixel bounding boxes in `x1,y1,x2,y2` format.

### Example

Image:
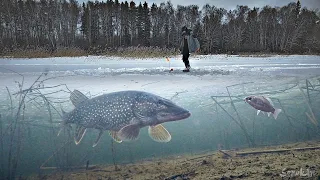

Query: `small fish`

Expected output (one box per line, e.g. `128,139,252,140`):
58,90,191,147
244,96,282,120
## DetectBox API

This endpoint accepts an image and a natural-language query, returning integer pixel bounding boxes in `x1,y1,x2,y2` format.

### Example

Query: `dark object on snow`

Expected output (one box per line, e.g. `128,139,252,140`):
179,26,200,53
182,68,190,72
182,37,190,70
179,26,200,71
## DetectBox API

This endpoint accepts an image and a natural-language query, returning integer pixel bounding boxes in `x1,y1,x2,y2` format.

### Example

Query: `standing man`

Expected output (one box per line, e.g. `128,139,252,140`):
179,26,200,72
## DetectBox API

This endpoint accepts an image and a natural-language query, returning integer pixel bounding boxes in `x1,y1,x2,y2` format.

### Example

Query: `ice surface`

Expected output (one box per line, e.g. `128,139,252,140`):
1,54,319,75
0,54,319,122
0,54,319,121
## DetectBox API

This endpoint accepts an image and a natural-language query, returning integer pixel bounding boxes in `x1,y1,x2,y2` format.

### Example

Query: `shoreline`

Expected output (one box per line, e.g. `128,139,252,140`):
1,53,320,60
1,48,319,59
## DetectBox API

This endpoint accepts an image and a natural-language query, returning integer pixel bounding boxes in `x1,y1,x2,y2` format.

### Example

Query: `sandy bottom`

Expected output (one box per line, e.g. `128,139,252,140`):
27,141,320,180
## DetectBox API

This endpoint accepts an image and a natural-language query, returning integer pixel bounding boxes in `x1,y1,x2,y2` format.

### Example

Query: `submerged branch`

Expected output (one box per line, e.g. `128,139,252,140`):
13,83,71,96
226,85,253,146
39,165,97,170
170,90,188,100
40,140,73,170
1,69,73,178
211,96,254,147
298,86,318,126
111,139,119,171
236,146,320,156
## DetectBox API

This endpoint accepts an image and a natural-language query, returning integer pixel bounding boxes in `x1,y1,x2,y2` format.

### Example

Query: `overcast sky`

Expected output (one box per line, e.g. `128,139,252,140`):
79,0,319,11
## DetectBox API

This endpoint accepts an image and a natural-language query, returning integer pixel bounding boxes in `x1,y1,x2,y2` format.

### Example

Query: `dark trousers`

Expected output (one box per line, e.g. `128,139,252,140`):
182,54,190,69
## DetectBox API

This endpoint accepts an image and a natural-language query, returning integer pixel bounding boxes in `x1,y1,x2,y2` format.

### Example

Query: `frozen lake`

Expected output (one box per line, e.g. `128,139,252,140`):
0,54,319,176
0,54,319,127
1,54,319,95
0,55,320,75
0,54,319,125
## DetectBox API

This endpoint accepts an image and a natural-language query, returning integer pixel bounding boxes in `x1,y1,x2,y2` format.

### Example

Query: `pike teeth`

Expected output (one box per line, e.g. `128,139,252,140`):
160,113,170,116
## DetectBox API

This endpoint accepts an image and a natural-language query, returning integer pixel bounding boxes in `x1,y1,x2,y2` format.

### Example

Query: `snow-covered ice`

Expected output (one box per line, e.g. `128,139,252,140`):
1,54,319,101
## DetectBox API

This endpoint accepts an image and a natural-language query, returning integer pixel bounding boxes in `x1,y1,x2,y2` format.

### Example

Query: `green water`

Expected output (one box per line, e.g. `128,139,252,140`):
0,76,319,179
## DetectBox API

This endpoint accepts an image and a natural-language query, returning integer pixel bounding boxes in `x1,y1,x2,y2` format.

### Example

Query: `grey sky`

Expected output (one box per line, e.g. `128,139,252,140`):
79,0,320,10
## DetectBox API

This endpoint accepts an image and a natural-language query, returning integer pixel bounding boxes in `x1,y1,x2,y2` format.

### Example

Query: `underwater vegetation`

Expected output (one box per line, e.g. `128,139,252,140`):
0,68,319,179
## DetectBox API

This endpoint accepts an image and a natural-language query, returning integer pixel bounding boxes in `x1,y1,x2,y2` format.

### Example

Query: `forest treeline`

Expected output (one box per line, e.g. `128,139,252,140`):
0,0,320,57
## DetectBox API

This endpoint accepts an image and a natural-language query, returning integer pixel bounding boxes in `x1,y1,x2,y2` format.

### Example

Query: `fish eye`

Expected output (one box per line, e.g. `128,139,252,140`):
157,100,163,105
247,97,252,101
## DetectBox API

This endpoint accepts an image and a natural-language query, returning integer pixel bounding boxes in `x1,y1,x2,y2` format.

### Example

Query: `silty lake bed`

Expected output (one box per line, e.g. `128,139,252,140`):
0,54,320,179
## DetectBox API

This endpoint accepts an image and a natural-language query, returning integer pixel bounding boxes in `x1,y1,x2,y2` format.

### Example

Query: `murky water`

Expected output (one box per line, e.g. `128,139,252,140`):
0,55,319,178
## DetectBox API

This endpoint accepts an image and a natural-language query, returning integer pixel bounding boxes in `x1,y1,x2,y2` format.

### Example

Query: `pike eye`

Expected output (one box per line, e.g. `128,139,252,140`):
157,100,168,109
247,97,252,101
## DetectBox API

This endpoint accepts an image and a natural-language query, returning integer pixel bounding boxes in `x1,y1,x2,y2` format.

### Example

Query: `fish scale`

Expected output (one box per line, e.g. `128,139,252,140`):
59,90,191,147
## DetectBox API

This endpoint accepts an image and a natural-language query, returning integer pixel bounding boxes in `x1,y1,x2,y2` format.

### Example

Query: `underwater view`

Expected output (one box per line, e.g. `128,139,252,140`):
0,54,320,179
1,0,320,178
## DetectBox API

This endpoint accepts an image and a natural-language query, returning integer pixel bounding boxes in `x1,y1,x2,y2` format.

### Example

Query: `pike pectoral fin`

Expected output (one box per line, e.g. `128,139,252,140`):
74,126,87,145
148,124,171,143
267,112,271,117
92,130,104,147
117,124,140,141
109,130,122,143
256,110,261,115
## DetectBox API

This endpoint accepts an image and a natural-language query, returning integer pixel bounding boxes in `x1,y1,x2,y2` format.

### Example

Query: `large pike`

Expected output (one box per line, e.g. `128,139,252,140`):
58,90,191,147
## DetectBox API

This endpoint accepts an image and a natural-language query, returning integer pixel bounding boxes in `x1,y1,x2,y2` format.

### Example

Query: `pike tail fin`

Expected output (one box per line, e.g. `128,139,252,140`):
273,108,282,120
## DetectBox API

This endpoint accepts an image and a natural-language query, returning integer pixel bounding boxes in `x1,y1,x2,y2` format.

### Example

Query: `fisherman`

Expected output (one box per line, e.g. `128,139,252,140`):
179,26,200,72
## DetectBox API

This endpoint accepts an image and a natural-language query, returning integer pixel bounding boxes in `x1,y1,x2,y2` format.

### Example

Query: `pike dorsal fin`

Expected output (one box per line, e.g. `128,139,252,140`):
70,90,89,107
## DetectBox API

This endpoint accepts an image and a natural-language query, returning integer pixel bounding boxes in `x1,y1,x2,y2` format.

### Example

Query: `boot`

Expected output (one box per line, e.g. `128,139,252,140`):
182,66,190,72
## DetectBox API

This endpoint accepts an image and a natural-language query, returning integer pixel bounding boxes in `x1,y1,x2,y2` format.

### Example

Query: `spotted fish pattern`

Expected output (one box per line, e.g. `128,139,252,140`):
60,90,191,147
